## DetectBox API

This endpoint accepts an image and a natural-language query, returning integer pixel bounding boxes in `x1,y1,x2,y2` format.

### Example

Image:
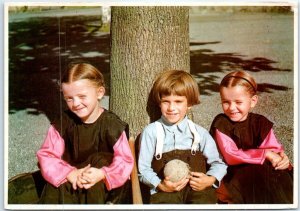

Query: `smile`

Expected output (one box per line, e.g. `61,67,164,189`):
74,107,85,111
166,113,178,116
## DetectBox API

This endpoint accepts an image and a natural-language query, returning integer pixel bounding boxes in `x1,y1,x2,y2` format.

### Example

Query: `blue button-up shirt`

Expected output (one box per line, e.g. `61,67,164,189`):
138,116,227,194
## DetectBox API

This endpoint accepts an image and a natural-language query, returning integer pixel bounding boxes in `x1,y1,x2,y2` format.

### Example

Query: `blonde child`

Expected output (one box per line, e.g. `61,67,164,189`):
210,70,293,204
37,62,134,204
138,70,227,204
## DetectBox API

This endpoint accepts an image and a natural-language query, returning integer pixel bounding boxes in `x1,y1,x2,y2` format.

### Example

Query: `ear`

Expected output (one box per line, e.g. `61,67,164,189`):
97,87,105,100
250,95,258,108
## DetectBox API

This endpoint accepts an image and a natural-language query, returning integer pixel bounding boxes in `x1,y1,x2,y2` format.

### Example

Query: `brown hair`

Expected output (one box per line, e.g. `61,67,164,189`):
152,70,200,106
220,70,257,96
61,63,105,88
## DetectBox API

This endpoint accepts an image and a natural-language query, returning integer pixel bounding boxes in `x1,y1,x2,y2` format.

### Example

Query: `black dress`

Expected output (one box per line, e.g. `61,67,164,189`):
38,109,130,204
210,113,293,204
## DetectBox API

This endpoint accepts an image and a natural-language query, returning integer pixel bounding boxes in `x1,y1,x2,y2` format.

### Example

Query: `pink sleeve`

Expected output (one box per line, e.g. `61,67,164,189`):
258,128,284,152
101,131,134,190
215,129,283,165
36,125,75,187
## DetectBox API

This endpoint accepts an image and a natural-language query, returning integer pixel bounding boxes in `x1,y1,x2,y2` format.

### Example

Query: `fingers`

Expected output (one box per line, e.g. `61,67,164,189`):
166,172,209,192
190,172,205,178
280,152,289,162
79,171,93,186
275,159,289,170
68,165,101,190
279,151,286,158
81,164,91,173
163,176,188,192
275,152,290,170
164,176,170,181
76,176,89,188
175,178,189,191
83,183,94,189
76,180,83,189
271,158,280,167
72,180,77,190
190,172,205,183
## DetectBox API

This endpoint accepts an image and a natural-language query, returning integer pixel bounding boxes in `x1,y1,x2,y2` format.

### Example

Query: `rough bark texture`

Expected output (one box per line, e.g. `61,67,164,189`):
110,6,190,138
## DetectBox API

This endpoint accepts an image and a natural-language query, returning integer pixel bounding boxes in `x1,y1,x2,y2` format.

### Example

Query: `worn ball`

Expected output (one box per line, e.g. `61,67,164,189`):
163,159,190,182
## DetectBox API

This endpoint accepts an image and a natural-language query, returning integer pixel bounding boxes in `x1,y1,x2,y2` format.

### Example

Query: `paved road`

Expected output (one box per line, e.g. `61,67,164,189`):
7,8,295,179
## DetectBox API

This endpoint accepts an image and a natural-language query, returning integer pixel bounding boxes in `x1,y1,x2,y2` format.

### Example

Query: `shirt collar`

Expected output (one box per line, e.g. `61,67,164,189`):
159,115,188,133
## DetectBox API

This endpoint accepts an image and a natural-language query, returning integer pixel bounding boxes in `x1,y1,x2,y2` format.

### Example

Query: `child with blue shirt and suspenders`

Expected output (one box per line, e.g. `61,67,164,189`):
138,70,227,204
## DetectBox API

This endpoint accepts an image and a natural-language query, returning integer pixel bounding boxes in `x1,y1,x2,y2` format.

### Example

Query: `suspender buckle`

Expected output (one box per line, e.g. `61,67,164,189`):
156,154,162,160
191,149,196,155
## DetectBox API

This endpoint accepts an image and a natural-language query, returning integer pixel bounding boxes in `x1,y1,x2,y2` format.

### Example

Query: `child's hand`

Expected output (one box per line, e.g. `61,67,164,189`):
76,164,91,188
265,150,282,168
66,165,91,190
157,176,189,192
79,167,106,189
275,152,290,170
66,169,81,190
189,172,216,191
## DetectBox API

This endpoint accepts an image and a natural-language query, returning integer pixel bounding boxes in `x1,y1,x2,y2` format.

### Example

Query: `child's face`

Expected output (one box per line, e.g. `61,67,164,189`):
62,79,105,123
160,94,191,125
220,85,257,122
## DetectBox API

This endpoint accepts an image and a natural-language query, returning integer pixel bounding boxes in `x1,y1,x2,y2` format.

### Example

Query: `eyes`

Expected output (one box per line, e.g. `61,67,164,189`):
221,100,243,106
161,99,184,104
64,97,72,102
160,95,188,108
160,99,187,107
64,95,86,102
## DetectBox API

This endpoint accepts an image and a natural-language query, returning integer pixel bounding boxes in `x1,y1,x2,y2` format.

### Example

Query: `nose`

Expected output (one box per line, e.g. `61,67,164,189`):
72,97,81,107
228,103,235,111
167,102,175,111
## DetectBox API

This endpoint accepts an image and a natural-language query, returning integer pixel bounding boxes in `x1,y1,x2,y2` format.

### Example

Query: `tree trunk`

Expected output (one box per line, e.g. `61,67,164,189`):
110,6,190,138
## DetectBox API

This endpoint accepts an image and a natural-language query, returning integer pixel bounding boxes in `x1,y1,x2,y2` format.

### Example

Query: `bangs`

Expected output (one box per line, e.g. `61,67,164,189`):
152,70,200,106
160,80,188,97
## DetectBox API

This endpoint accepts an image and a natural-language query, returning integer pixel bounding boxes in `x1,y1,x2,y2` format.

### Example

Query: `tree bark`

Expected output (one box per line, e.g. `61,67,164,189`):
110,6,190,138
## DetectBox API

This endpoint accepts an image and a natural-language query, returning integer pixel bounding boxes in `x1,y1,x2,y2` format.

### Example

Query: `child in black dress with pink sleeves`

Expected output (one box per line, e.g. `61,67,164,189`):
210,70,293,204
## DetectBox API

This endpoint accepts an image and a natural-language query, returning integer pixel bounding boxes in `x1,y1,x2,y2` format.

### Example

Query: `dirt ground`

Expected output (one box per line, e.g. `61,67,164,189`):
7,7,295,180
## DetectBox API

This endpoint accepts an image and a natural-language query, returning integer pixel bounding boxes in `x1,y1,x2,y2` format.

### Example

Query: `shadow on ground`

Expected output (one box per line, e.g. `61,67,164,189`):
190,43,291,95
9,15,291,122
9,15,109,122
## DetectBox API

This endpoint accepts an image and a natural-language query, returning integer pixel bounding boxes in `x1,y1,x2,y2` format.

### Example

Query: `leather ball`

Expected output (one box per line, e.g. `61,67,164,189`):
163,159,190,182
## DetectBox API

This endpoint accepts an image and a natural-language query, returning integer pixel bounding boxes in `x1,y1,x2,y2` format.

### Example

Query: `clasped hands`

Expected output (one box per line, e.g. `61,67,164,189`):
158,172,216,193
66,164,105,190
265,151,290,170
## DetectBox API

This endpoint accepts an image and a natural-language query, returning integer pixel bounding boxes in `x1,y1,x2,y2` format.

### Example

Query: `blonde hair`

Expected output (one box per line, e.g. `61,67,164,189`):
152,70,200,106
220,70,257,96
62,63,105,88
